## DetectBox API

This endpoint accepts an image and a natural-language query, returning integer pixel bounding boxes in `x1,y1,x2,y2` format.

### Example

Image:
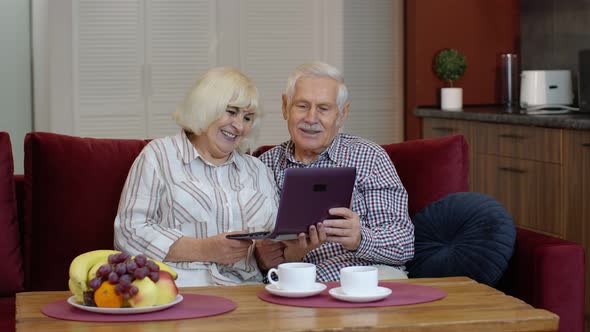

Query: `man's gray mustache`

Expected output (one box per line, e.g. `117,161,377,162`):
298,124,324,131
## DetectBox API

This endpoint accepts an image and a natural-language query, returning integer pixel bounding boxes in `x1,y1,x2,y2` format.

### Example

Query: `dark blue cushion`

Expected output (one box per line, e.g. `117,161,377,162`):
406,192,516,286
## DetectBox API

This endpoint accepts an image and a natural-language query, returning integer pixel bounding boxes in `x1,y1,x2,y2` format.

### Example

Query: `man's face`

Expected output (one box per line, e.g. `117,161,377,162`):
283,77,349,163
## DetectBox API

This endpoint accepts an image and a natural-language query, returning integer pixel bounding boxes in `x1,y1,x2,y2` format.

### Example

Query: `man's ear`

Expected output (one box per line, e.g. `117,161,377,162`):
338,102,350,126
282,94,288,120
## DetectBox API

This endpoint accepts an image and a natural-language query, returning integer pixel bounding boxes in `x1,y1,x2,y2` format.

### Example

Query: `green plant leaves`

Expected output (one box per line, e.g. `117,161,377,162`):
434,49,467,87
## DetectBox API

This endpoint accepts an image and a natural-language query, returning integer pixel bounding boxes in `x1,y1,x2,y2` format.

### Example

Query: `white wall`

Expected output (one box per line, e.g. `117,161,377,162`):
0,0,32,174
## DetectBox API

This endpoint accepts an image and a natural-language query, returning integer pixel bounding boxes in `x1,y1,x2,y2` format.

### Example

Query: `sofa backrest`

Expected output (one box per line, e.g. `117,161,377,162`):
0,132,24,296
254,134,469,217
23,132,468,291
381,134,469,217
23,132,148,291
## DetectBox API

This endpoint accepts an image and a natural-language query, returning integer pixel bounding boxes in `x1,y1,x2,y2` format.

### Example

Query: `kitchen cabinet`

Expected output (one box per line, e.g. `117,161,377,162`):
564,129,590,325
423,118,564,237
421,109,590,330
422,118,478,189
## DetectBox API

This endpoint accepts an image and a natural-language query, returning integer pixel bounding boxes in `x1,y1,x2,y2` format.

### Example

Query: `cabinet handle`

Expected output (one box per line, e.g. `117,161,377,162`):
431,127,455,132
498,134,526,140
582,143,590,148
498,166,526,174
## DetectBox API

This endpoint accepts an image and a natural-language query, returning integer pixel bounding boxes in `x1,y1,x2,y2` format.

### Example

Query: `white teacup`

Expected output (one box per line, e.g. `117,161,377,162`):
340,266,379,296
267,262,316,291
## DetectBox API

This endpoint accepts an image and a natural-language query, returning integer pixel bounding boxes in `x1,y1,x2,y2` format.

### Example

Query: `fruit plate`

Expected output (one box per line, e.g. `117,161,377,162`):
67,294,183,314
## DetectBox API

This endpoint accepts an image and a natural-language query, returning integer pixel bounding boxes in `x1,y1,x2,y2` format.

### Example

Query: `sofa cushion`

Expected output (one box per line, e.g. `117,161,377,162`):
24,132,148,290
255,135,469,218
381,134,469,217
0,132,23,295
406,192,516,286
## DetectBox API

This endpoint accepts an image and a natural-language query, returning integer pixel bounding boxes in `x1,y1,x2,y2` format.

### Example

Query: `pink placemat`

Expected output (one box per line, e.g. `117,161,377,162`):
258,282,447,308
42,294,236,322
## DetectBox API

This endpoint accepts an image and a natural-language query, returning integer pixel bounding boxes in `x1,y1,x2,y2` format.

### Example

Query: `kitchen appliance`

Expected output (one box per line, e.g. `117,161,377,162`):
520,70,575,111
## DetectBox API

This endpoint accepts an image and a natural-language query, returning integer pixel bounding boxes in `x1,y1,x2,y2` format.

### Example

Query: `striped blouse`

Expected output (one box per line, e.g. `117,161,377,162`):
114,130,278,286
259,133,415,282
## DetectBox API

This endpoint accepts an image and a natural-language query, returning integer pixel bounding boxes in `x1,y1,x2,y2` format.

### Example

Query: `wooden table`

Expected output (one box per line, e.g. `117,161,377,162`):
16,277,558,332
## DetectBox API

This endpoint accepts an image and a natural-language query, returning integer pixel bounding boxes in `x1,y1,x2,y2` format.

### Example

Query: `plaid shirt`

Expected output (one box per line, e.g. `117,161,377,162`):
259,133,414,282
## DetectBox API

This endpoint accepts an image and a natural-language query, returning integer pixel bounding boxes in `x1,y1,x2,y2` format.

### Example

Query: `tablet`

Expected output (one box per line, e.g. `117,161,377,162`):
226,167,356,241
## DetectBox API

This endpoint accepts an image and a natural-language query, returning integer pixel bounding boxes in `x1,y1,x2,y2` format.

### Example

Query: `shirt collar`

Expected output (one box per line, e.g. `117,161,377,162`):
285,133,342,165
178,130,239,170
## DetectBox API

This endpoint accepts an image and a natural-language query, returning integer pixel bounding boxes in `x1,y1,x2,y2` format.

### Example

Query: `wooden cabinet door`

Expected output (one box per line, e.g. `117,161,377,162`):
474,154,563,237
563,129,590,325
422,118,471,139
423,118,478,189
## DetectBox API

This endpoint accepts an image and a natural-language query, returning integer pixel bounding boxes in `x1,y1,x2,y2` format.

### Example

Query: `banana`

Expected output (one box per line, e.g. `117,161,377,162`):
68,249,179,303
87,258,109,282
68,249,120,299
68,278,84,303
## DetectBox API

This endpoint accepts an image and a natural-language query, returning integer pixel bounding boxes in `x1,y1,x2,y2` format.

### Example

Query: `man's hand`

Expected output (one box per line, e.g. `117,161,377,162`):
322,207,362,251
205,231,253,264
255,240,286,271
283,223,327,261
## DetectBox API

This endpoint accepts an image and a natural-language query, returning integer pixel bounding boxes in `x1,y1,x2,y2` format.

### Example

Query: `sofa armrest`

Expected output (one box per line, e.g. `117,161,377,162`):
500,227,585,332
14,175,24,239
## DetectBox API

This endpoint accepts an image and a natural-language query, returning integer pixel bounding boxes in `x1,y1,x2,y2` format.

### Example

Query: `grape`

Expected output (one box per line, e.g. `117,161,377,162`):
108,271,119,284
126,260,138,273
134,254,147,268
96,264,112,278
119,252,131,262
145,260,159,272
115,262,127,276
119,274,132,288
89,252,166,307
148,271,160,282
134,266,149,279
88,277,102,290
107,253,119,264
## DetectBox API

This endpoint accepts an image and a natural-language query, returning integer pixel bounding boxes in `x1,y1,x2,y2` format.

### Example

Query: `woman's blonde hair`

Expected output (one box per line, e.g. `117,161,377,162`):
173,67,261,153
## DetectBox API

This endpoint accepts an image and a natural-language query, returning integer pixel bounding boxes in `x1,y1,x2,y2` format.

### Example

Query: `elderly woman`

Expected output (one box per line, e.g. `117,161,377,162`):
114,67,278,287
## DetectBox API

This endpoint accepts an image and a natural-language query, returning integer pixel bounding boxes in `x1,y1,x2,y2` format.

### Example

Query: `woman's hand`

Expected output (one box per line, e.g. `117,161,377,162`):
202,231,253,264
254,240,286,271
283,223,326,261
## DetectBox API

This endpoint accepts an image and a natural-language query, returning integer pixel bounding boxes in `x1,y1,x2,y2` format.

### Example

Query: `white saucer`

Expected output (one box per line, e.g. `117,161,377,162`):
265,283,327,298
67,294,183,314
328,286,392,303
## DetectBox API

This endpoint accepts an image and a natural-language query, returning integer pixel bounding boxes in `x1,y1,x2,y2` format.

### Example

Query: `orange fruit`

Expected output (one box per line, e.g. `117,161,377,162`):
93,281,124,308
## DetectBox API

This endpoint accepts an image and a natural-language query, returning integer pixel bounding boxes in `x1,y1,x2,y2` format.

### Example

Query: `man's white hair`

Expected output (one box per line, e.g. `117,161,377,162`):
284,61,349,113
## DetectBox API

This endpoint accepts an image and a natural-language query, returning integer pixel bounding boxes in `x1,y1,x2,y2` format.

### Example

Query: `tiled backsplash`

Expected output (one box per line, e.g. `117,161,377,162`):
521,0,590,77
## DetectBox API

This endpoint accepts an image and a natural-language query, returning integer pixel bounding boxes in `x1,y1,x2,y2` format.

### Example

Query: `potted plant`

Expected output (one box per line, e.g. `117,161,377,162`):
434,48,467,111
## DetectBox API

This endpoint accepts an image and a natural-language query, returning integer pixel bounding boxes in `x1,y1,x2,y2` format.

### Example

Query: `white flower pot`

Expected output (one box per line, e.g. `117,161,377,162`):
441,87,463,111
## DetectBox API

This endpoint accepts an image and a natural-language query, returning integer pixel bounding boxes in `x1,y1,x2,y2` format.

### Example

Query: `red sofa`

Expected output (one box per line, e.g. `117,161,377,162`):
0,132,584,332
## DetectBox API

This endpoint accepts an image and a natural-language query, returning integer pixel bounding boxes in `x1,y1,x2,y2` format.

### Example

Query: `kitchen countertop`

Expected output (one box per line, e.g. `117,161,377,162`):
414,106,590,130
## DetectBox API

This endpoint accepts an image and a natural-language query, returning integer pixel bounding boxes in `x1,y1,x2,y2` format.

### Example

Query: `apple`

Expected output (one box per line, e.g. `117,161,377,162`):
128,277,159,307
155,271,179,305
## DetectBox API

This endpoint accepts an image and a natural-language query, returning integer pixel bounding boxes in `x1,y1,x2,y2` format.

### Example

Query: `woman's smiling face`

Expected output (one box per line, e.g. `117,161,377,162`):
194,106,255,164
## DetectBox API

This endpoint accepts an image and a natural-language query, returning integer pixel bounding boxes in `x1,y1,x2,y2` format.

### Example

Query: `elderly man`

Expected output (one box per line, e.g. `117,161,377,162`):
255,61,414,282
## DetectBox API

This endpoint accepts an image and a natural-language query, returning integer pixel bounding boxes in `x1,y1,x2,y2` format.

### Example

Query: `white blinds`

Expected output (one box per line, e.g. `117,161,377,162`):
75,0,145,138
240,0,319,145
35,0,403,145
147,0,214,138
341,0,404,144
